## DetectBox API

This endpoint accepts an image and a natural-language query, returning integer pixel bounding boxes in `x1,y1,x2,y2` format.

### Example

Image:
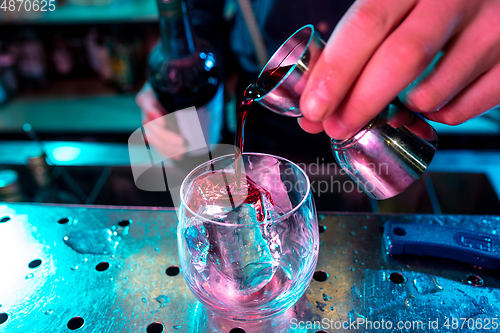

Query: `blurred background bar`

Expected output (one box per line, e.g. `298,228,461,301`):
0,95,141,132
0,0,158,24
0,1,499,214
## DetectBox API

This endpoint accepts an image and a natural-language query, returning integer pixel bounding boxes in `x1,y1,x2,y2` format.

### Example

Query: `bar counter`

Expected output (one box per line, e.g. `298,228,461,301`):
1,203,499,332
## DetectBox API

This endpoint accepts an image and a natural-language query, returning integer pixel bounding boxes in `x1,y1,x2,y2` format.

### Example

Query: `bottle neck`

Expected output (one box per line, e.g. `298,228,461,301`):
157,0,196,59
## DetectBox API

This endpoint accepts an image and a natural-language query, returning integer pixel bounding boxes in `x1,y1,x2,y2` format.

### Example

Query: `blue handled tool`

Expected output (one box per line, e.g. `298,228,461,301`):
383,221,500,270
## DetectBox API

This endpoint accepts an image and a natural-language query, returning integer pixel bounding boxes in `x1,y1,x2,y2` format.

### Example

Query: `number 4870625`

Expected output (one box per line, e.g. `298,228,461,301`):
1,0,56,11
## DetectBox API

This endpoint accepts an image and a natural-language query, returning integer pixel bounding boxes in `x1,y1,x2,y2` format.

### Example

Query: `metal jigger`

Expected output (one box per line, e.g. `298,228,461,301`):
253,25,325,117
253,25,438,200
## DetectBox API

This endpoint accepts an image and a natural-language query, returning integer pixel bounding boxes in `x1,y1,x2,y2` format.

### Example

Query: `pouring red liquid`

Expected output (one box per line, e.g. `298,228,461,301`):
187,65,292,221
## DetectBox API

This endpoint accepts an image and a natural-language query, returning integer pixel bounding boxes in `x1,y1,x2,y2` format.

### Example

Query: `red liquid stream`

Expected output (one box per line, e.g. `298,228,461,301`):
235,65,294,156
231,65,293,216
188,65,292,223
188,171,273,222
187,66,292,262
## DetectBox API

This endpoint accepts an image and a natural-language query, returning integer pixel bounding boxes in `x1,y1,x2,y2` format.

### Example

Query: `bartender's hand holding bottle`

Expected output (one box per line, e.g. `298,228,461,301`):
299,0,500,140
136,83,187,161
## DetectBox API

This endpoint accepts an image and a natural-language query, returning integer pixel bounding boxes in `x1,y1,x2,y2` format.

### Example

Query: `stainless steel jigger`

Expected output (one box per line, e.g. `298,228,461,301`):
252,24,438,200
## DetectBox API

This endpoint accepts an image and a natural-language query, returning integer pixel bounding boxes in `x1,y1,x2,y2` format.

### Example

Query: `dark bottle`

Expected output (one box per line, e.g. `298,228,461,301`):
148,0,223,146
27,153,79,204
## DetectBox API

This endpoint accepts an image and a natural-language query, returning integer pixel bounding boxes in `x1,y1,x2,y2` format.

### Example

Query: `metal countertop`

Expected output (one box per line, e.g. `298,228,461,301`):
0,203,499,332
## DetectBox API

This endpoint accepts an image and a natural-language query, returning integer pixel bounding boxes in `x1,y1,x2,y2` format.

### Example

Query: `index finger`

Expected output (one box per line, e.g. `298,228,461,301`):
136,83,166,123
300,0,417,122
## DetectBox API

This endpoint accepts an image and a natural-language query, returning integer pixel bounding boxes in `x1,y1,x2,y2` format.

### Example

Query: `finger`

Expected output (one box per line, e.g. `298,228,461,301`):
300,0,418,122
144,125,186,161
146,132,184,161
400,1,500,112
424,61,500,125
136,83,154,110
136,83,165,123
144,120,186,148
297,118,324,134
325,0,470,139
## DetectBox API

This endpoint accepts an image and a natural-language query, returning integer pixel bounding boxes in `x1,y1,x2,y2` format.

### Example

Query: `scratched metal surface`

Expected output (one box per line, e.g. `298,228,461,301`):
0,203,499,333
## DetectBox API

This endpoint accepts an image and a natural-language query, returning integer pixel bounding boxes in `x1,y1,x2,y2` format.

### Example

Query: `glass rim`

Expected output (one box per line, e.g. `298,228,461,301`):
254,24,315,103
179,152,312,227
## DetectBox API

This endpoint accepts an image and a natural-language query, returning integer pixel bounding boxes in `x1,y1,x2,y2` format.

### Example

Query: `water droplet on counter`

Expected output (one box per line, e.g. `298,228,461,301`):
316,301,327,312
322,293,331,301
71,266,78,270
172,325,182,330
348,309,365,321
351,286,362,299
155,295,170,308
330,306,335,311
141,297,147,304
155,247,160,252
63,226,128,255
404,293,415,308
25,273,34,279
413,274,443,294
310,313,322,322
44,309,54,315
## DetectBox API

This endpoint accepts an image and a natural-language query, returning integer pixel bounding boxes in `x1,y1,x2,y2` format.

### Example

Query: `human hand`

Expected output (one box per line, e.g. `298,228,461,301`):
136,83,187,161
299,0,500,140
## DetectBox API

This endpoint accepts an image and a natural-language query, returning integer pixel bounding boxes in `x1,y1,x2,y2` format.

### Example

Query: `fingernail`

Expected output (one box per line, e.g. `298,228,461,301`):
328,116,351,141
398,90,421,112
302,90,329,121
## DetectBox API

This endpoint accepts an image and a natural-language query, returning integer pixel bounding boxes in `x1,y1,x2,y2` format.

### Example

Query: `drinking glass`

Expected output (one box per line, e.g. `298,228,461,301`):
177,153,319,320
